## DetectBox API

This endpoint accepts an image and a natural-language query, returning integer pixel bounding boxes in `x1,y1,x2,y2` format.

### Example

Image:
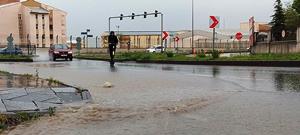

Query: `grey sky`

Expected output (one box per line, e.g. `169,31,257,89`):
39,0,291,36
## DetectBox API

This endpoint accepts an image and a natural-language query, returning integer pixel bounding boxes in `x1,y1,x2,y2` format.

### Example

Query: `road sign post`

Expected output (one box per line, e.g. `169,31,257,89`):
209,16,220,52
235,32,243,54
76,37,82,55
162,31,169,52
175,36,180,53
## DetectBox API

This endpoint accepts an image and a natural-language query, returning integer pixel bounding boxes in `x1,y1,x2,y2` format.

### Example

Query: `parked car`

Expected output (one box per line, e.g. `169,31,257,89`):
146,45,165,53
49,44,73,61
0,47,23,55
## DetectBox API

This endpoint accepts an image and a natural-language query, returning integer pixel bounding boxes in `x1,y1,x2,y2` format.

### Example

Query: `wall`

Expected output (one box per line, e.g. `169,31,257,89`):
0,0,19,5
252,41,300,54
0,3,21,45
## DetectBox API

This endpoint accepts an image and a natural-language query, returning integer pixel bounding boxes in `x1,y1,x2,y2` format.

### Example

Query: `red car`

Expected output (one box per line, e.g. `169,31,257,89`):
49,44,73,61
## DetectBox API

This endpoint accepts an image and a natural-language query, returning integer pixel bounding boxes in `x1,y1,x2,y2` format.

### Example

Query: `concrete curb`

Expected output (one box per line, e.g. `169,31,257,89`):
0,59,33,62
136,60,300,67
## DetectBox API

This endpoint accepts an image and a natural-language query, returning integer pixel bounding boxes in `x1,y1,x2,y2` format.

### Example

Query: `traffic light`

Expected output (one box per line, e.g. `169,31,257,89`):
155,10,158,17
131,13,135,19
120,14,123,20
144,12,147,18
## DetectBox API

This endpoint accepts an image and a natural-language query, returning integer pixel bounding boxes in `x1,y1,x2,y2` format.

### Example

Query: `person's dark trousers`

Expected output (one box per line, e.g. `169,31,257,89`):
109,44,116,62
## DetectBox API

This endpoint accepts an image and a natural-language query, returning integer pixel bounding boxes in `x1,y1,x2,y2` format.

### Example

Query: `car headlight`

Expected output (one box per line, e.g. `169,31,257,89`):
68,51,72,54
54,51,59,54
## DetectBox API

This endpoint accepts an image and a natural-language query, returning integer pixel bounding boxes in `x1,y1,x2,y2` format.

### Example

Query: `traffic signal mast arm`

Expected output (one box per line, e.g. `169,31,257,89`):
109,12,163,20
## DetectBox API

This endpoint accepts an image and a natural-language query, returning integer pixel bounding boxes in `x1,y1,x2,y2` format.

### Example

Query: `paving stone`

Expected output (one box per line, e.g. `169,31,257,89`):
0,100,7,113
51,87,77,93
42,97,63,104
35,101,59,111
3,100,38,112
56,92,82,103
0,89,27,100
25,88,55,95
11,92,59,102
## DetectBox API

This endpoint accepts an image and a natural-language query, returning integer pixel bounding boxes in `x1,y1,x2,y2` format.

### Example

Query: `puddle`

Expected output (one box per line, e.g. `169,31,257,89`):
0,72,64,89
274,73,300,92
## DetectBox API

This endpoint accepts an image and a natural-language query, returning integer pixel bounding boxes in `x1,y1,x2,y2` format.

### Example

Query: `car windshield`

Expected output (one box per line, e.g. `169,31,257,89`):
54,44,68,49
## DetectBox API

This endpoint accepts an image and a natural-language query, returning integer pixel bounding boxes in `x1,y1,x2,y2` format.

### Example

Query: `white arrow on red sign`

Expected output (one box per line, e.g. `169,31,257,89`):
175,36,180,42
162,31,169,40
209,16,220,29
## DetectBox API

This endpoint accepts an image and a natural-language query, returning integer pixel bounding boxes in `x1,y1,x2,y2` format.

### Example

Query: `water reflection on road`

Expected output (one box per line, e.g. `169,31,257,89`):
1,49,300,135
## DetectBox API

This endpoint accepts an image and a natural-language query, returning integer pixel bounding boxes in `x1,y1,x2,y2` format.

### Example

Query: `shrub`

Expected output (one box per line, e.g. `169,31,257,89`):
212,50,220,59
139,53,151,60
198,49,206,58
166,52,174,58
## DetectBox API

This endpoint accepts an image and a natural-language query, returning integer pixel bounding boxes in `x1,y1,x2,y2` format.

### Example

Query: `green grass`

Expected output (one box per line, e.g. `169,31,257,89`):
0,55,32,61
75,52,212,62
217,53,300,61
75,52,300,62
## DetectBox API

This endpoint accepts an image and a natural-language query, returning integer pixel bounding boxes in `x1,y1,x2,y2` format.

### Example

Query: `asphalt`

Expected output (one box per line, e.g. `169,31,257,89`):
0,49,300,135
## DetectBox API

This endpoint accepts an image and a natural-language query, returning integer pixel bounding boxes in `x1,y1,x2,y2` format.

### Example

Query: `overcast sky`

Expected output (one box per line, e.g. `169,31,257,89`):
39,0,291,36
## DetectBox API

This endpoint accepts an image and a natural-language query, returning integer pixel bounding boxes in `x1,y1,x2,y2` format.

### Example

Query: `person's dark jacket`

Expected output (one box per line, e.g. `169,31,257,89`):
108,35,118,46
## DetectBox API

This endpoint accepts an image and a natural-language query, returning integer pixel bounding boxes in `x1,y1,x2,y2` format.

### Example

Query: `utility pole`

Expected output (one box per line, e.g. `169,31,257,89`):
192,0,194,54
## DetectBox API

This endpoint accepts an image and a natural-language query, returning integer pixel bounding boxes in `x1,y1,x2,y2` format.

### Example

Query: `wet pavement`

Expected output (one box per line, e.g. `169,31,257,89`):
1,49,300,135
0,71,92,114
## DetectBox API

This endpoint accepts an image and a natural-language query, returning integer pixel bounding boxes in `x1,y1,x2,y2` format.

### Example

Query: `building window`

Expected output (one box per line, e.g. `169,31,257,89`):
42,15,44,19
36,24,38,29
49,25,53,30
50,34,53,39
36,34,39,39
35,14,38,19
42,24,45,29
18,14,22,20
42,34,45,39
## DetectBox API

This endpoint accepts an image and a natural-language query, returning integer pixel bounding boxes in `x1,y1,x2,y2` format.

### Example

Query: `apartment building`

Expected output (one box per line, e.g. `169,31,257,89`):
0,0,67,47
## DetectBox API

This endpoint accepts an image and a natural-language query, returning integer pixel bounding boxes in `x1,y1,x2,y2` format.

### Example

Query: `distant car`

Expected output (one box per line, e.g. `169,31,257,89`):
0,47,23,55
146,45,165,53
49,44,73,61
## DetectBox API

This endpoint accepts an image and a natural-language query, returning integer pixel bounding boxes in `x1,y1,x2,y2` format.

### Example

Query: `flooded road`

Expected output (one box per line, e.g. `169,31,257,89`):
1,49,300,135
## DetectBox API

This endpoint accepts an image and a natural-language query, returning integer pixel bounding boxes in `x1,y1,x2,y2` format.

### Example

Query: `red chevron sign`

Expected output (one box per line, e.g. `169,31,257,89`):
209,16,220,29
162,31,169,40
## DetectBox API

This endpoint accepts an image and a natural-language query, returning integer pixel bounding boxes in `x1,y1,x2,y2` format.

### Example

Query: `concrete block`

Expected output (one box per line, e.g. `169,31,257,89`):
35,101,59,111
11,92,58,102
42,97,63,104
3,100,38,112
81,91,92,100
25,88,54,95
51,87,77,93
0,100,7,113
0,89,27,100
56,92,82,103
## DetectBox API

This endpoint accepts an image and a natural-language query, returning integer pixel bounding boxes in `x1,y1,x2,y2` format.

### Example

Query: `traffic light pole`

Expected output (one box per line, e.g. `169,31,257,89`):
213,28,215,51
161,14,164,53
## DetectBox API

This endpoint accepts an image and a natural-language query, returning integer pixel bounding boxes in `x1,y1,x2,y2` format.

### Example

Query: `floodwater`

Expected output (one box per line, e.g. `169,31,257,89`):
0,72,64,89
0,49,300,135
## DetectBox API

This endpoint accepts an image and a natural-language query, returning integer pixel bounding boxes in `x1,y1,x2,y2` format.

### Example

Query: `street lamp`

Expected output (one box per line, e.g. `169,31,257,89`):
191,0,194,54
116,25,120,36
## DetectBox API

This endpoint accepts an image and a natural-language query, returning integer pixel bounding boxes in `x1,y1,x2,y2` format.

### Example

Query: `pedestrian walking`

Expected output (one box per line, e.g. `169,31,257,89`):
108,31,118,66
